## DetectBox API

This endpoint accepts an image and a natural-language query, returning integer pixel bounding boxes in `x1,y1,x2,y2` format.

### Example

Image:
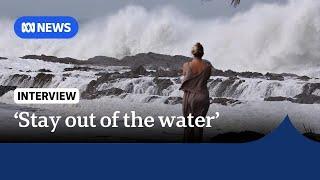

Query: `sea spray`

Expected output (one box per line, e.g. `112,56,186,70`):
0,0,320,73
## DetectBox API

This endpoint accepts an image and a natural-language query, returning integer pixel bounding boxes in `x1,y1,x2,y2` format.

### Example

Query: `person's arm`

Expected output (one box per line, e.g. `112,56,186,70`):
182,62,188,76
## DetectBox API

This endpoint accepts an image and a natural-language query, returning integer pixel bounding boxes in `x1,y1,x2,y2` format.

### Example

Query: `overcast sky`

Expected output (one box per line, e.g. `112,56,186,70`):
0,0,287,20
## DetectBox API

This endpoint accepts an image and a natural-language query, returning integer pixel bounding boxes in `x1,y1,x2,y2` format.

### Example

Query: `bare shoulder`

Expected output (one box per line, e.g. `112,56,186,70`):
182,61,191,69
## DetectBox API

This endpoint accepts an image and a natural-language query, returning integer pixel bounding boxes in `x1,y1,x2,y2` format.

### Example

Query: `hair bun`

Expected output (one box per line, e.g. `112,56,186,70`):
191,42,204,58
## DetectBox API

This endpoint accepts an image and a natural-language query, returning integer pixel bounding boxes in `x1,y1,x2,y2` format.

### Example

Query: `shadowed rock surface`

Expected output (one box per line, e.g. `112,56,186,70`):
153,78,173,96
293,94,320,104
265,73,285,81
154,68,181,77
211,98,242,106
5,74,32,86
32,73,55,88
38,69,52,73
144,96,161,103
164,97,183,105
264,96,294,102
21,52,190,70
131,65,148,76
0,86,16,97
82,88,125,99
9,53,320,104
21,53,313,81
64,66,101,72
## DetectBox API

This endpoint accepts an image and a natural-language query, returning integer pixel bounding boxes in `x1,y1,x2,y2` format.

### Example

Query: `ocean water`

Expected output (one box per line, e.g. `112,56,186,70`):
0,0,320,74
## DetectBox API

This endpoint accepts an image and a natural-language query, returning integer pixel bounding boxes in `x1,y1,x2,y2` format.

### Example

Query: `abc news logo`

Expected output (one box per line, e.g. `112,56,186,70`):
14,16,78,39
21,22,72,33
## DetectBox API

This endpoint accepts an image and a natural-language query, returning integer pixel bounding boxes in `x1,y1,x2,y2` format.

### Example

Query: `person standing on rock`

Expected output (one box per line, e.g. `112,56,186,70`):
180,43,212,142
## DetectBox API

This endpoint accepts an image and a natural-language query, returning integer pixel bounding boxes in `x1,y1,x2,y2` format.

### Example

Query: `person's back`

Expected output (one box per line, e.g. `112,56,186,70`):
188,59,209,75
181,59,211,93
180,43,212,142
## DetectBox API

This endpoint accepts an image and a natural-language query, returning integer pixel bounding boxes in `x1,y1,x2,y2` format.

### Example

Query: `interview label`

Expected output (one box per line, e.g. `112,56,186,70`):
14,88,80,104
14,16,78,39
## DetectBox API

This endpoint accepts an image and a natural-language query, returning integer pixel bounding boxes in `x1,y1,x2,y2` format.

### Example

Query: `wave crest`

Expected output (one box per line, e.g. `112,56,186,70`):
1,0,320,73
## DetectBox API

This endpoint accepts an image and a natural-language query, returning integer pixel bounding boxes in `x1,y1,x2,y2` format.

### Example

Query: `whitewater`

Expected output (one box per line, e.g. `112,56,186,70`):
0,0,319,74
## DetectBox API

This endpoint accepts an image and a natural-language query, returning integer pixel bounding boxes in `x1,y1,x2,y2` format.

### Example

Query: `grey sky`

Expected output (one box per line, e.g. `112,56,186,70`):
0,0,286,20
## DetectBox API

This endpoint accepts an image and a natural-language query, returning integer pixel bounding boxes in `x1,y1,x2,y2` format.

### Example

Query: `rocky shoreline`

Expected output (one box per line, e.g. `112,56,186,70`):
0,52,319,105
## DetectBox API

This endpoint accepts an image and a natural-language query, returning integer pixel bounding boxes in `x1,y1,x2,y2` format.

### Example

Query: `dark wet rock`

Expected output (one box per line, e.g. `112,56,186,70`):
211,78,235,97
22,52,190,70
0,86,17,96
82,74,113,99
280,73,298,78
64,66,100,72
207,68,305,82
86,56,120,66
95,52,189,70
0,57,8,60
38,69,52,73
153,78,173,95
297,76,311,81
62,73,71,81
208,78,223,89
288,83,320,104
63,73,72,77
223,70,238,77
264,96,294,102
104,88,125,96
211,69,225,76
293,94,320,104
95,72,109,77
131,65,148,76
119,93,128,99
227,79,245,96
5,74,32,86
172,78,182,84
81,73,126,99
143,96,160,103
279,73,311,81
111,72,129,79
124,83,134,93
5,73,54,88
212,69,263,79
21,55,84,65
265,73,284,81
82,88,125,99
164,97,183,105
121,52,190,70
210,131,265,143
102,67,150,79
155,69,181,77
32,73,55,88
239,71,263,78
112,71,136,79
211,77,241,97
82,82,99,99
261,83,320,104
211,97,242,106
301,83,320,95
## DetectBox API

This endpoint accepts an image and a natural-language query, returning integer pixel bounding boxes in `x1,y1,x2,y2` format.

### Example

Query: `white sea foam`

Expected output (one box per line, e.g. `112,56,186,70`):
0,0,320,73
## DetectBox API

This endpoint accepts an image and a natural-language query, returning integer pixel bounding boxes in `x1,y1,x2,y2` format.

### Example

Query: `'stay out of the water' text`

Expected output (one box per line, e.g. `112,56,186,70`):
13,111,220,133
